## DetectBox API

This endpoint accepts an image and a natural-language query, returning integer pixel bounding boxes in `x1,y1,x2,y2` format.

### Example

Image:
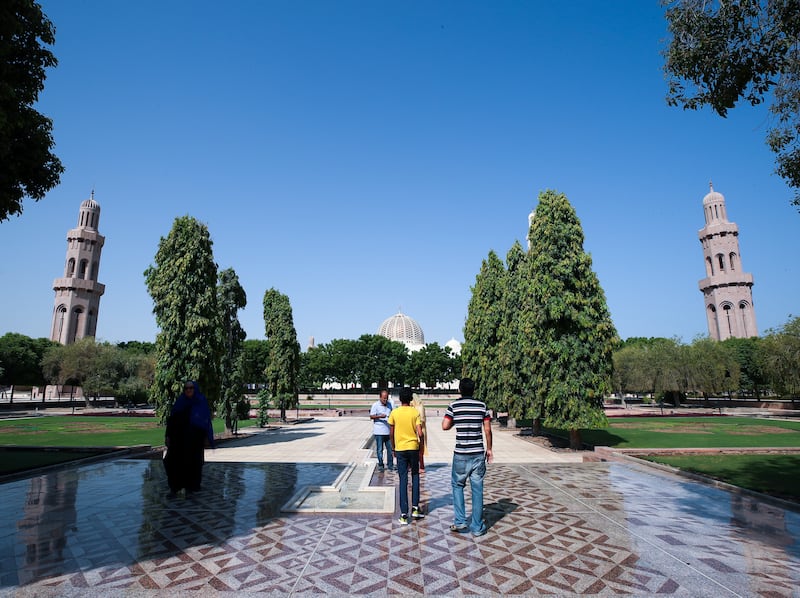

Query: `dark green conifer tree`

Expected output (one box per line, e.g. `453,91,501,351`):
498,241,532,422
144,216,222,421
217,268,247,433
462,250,506,408
523,190,618,448
263,288,300,422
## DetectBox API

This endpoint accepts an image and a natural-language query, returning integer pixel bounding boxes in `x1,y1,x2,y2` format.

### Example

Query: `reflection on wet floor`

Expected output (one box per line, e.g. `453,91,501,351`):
0,457,799,595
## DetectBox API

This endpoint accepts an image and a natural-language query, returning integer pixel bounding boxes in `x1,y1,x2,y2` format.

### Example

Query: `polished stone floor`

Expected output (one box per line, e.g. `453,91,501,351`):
1,419,799,596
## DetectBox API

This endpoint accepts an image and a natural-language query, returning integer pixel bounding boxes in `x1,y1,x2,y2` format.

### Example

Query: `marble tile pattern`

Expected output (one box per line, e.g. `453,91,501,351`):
1,456,799,596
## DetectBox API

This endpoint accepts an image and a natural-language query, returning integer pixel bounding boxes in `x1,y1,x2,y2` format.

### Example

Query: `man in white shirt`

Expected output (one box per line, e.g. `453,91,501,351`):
370,389,394,471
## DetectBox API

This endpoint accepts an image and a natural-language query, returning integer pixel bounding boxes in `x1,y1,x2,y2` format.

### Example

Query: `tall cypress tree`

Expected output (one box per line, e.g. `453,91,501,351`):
462,250,506,408
498,241,532,422
144,216,222,421
263,288,300,422
218,268,247,434
523,190,617,448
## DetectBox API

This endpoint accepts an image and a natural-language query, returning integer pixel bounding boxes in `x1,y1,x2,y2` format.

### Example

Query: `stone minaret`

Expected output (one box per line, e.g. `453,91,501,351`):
698,184,757,340
50,195,106,344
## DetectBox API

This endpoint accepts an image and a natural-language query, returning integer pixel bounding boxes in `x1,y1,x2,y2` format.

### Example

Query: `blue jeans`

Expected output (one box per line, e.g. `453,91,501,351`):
396,449,420,516
374,435,393,468
451,453,486,534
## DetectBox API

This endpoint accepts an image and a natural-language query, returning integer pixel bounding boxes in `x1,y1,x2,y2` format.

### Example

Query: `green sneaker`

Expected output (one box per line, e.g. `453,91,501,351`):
411,507,424,519
398,514,409,525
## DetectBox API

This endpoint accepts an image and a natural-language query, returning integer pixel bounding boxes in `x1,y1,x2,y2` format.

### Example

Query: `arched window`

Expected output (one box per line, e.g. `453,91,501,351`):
69,307,83,344
717,254,725,271
53,305,67,342
729,252,737,271
722,303,733,337
705,256,714,276
66,258,75,277
87,309,96,337
707,304,720,340
78,259,88,279
739,301,751,337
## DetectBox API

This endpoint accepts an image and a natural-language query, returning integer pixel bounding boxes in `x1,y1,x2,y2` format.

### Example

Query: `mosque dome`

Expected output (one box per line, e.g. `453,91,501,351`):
703,184,725,206
445,338,462,355
378,312,425,352
78,192,101,230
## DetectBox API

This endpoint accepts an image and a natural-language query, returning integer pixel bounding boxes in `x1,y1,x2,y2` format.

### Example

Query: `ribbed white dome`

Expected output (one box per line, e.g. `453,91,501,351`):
703,184,725,206
378,312,425,352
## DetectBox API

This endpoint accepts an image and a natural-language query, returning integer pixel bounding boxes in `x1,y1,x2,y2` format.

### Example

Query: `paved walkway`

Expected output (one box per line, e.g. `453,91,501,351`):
203,415,582,465
1,415,799,596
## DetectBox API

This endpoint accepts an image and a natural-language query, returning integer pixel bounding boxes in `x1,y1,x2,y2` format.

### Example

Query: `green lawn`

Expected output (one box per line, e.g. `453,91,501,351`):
647,454,800,502
0,416,257,447
546,416,800,449
539,416,800,502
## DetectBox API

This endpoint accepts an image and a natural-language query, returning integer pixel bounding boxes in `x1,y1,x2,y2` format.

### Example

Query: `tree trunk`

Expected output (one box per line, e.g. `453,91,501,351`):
569,429,582,450
532,417,542,435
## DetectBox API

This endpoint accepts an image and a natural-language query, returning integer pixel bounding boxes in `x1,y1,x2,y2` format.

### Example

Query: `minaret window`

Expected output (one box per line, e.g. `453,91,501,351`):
69,308,83,344
54,305,66,342
78,260,88,279
705,257,713,276
729,252,737,271
67,258,75,277
723,303,733,337
717,254,725,271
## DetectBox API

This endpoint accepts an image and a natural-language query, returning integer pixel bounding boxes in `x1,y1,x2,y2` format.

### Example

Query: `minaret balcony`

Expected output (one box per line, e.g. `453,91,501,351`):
698,272,753,291
52,277,106,294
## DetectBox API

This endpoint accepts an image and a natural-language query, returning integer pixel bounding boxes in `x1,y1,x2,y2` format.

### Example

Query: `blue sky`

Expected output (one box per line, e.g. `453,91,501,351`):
2,1,798,348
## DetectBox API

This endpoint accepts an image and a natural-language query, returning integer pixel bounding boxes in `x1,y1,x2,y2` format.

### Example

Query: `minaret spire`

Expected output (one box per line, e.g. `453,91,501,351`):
50,196,106,344
697,185,757,340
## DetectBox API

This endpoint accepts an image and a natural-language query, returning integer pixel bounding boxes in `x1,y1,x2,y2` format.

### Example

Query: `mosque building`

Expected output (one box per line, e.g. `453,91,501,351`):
50,195,106,344
698,184,757,340
376,311,462,358
377,311,425,352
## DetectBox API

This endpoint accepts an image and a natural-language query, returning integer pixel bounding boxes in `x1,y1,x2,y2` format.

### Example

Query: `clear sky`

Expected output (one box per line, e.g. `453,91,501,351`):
2,1,798,349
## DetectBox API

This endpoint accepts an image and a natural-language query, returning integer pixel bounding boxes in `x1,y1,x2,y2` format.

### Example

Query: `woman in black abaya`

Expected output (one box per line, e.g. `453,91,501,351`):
164,381,215,494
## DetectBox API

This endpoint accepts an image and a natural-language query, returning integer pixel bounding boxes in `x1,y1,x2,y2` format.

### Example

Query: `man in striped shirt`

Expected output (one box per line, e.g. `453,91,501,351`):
442,378,493,536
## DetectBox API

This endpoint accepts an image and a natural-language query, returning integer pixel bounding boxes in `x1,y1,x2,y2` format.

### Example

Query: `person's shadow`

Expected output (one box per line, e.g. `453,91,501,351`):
484,498,518,529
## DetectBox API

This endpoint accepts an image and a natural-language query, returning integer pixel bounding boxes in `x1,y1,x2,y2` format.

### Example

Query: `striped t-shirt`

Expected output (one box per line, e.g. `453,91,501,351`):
444,397,490,455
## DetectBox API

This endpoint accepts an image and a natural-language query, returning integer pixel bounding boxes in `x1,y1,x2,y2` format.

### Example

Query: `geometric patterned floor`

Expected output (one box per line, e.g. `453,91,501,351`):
1,458,799,596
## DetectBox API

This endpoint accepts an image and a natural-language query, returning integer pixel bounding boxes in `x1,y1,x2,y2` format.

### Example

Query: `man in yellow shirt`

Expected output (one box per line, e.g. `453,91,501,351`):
388,387,424,525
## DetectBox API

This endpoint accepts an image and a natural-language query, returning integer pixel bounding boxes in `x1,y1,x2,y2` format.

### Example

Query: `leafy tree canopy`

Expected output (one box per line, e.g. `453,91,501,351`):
0,332,54,389
524,190,618,441
406,342,459,389
217,267,247,433
355,334,408,389
0,0,64,221
663,0,800,206
462,250,507,409
263,288,300,420
144,215,222,420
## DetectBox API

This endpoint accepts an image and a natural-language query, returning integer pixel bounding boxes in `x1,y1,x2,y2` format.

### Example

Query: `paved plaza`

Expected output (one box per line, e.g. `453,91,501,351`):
1,416,799,596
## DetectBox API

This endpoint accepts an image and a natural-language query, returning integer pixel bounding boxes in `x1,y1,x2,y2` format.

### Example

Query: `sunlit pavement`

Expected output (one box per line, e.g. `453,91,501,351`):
1,416,798,596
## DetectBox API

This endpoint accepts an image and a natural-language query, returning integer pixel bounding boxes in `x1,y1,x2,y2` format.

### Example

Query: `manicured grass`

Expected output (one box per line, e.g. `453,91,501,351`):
546,417,800,449
0,416,257,447
646,454,800,501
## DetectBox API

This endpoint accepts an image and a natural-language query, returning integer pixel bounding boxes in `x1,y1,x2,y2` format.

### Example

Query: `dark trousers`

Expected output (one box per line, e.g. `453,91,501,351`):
395,449,420,516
